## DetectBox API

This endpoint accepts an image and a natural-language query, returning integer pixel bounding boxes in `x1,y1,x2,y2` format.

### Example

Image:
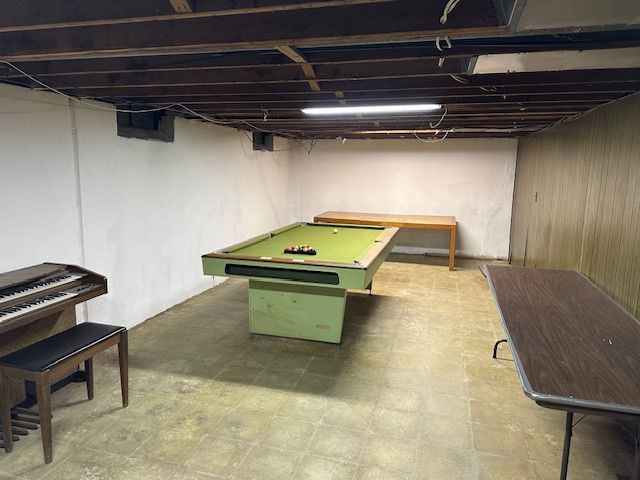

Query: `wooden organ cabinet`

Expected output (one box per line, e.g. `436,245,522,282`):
0,263,107,446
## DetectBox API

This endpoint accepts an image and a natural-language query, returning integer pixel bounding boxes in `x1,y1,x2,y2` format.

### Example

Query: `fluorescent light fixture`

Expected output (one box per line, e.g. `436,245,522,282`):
301,104,441,115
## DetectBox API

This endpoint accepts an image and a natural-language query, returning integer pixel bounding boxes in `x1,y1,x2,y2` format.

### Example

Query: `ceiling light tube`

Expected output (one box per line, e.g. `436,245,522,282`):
301,104,441,115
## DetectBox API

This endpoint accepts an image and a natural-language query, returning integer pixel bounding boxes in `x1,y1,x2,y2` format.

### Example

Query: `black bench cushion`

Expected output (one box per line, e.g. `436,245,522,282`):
0,322,125,372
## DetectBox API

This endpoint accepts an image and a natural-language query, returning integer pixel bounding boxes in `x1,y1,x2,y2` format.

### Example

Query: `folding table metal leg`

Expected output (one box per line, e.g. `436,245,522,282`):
492,339,507,358
560,412,574,480
632,423,640,480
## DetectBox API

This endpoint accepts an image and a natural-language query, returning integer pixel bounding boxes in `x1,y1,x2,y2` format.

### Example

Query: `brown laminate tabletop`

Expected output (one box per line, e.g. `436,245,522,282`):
486,265,640,416
314,211,457,270
313,211,456,229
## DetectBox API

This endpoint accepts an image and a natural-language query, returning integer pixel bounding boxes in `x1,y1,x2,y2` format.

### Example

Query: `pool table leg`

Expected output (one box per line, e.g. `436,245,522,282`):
366,280,373,295
248,280,348,343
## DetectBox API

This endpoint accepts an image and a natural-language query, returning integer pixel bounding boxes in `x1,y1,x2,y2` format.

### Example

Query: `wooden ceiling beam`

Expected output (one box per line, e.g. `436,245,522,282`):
43,69,640,96
276,45,321,92
25,58,464,89
0,0,396,32
132,85,638,104
6,30,639,77
0,0,503,61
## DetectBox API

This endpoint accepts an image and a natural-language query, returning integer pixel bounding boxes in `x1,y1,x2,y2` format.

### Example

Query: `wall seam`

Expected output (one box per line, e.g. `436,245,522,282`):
69,99,88,322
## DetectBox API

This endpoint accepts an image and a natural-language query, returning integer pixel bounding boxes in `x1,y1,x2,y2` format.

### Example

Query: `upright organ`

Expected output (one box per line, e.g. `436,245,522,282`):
0,263,107,408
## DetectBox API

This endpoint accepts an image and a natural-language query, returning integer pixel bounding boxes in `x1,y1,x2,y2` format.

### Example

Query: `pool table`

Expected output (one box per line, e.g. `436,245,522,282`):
202,222,398,343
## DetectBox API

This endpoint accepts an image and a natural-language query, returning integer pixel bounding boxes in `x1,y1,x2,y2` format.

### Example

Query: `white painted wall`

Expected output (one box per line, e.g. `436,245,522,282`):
293,138,517,259
0,84,295,329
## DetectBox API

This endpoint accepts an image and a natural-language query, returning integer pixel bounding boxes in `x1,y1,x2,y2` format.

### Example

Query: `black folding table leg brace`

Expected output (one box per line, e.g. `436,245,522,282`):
559,412,574,480
632,422,640,480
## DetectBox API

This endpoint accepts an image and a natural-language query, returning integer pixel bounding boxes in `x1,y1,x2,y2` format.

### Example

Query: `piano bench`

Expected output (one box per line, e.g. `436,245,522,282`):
0,322,128,464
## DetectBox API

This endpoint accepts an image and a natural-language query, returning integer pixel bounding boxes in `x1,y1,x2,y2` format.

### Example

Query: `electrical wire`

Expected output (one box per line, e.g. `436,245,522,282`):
0,58,478,148
413,130,450,142
450,74,470,84
0,60,177,113
429,105,448,128
0,58,320,152
440,0,461,24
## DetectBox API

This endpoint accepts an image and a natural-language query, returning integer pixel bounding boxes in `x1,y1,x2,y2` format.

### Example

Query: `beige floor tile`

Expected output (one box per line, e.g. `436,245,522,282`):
137,427,202,464
323,400,374,431
235,445,302,480
369,408,421,441
0,438,76,479
294,373,338,395
354,466,412,480
414,445,476,480
85,417,156,456
423,394,470,420
258,416,316,450
376,387,422,413
253,368,301,389
214,408,272,441
236,388,287,414
309,425,366,462
270,351,314,373
421,414,473,449
472,422,529,459
476,453,537,480
184,434,250,476
360,435,416,473
278,394,328,421
216,365,264,383
164,403,230,434
295,455,357,480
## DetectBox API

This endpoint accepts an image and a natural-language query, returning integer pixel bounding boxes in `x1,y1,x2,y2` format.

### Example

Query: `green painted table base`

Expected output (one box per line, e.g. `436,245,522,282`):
249,280,347,343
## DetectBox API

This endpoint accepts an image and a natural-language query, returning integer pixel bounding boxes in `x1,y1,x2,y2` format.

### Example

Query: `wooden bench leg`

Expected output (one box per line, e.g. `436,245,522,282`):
0,372,13,453
118,331,129,408
84,359,94,401
35,379,53,464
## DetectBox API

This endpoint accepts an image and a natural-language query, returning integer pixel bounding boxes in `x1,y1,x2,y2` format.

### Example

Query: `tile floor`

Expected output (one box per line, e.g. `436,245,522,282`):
0,255,635,479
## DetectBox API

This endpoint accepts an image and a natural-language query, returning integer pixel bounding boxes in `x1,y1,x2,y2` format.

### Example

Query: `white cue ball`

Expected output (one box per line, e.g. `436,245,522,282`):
333,228,338,234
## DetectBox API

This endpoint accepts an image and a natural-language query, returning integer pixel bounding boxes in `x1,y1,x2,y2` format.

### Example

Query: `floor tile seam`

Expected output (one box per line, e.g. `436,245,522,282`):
463,370,482,480
359,430,419,476
71,443,183,471
223,441,256,479
36,450,77,480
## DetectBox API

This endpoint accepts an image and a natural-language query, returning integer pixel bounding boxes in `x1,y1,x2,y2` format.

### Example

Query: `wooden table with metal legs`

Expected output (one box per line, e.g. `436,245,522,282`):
314,211,457,270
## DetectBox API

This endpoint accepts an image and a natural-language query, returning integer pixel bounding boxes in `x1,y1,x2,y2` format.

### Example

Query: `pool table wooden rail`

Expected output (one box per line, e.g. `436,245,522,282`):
202,222,398,270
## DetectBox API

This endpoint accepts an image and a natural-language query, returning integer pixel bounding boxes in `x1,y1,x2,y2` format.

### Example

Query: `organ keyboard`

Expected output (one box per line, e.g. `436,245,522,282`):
0,263,107,447
0,263,107,335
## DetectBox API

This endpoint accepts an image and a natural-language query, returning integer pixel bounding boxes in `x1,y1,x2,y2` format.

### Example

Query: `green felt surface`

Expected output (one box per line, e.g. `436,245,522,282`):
230,223,385,264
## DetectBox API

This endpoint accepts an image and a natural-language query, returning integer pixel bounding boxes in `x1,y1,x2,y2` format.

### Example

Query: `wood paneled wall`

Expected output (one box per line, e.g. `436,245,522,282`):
511,93,640,319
